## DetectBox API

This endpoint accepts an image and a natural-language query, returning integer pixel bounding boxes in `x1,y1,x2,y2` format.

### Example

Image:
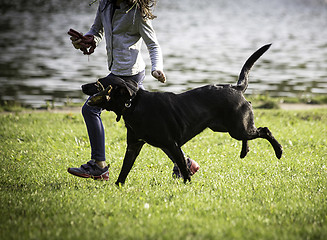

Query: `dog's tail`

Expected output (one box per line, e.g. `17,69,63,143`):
236,44,272,93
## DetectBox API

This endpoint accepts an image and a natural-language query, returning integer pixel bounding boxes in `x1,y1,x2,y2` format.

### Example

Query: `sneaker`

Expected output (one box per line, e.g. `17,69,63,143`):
68,160,109,181
172,157,200,178
188,158,200,175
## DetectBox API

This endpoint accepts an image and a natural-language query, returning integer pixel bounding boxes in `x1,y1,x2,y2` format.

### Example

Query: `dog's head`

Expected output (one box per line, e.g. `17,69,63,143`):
87,76,138,120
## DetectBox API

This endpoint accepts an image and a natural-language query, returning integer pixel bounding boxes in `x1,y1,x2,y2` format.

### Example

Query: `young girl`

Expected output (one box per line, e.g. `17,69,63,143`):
68,0,199,180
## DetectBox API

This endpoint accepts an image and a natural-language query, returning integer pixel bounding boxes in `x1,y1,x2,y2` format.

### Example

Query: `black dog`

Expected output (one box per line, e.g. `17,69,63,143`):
87,44,283,185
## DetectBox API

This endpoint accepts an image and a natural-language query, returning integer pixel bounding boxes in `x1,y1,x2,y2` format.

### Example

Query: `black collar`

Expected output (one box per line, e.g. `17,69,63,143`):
115,92,138,122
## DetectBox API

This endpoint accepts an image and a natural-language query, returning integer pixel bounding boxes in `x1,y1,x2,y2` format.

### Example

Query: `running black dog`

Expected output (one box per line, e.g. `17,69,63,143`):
87,44,283,185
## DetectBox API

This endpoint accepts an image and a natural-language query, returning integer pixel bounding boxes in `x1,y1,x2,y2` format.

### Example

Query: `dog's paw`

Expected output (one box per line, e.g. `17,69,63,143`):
115,181,125,187
275,145,283,159
183,174,191,183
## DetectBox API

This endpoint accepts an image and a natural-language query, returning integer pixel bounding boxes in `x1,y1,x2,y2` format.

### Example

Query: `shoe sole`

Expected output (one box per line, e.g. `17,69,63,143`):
172,159,200,178
189,160,200,175
67,168,109,181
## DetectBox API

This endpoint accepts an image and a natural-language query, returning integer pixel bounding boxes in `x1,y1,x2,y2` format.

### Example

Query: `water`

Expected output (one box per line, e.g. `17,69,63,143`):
0,0,326,107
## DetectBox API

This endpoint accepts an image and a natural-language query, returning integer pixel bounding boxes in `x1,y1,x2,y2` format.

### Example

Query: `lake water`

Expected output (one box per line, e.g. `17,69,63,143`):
0,0,326,107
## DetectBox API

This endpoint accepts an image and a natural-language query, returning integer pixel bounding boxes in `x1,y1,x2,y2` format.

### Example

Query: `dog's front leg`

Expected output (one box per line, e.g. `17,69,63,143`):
115,141,144,186
163,143,191,183
115,129,145,186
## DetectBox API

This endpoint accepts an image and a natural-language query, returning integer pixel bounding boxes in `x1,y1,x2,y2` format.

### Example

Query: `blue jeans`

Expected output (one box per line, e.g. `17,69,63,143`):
82,71,145,161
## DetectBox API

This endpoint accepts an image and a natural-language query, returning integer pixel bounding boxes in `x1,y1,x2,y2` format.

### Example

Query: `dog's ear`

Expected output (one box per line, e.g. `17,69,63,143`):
123,80,138,97
97,75,138,97
113,80,137,97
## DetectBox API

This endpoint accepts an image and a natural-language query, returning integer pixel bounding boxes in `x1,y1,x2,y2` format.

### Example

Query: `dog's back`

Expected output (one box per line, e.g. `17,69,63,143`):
125,82,249,147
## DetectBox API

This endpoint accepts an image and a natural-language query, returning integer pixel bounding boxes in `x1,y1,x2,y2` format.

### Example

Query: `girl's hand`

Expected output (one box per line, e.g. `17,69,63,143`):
68,29,96,55
152,70,166,83
70,37,83,49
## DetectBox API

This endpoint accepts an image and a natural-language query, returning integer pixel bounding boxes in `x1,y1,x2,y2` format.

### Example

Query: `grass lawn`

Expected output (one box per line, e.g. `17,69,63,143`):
0,108,326,240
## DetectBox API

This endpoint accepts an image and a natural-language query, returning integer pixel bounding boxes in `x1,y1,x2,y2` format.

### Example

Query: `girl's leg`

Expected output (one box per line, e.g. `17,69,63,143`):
81,98,106,162
79,70,145,163
67,98,108,180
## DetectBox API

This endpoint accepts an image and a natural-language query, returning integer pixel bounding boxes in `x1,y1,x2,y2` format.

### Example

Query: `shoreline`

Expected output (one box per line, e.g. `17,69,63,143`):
279,103,327,110
1,103,326,115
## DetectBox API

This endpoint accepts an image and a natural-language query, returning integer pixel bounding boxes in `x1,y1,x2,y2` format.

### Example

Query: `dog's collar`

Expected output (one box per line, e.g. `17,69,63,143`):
115,96,136,122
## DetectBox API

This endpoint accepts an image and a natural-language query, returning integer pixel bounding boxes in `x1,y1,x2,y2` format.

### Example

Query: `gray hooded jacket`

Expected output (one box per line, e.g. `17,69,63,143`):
86,0,163,76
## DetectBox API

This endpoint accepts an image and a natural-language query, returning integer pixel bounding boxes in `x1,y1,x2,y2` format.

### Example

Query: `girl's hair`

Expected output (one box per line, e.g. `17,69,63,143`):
126,0,157,19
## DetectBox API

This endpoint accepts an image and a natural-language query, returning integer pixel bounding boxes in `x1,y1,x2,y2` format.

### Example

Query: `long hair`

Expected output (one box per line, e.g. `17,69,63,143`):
126,0,157,20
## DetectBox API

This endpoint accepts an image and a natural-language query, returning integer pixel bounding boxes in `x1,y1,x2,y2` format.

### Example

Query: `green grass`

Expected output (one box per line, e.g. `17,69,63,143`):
0,108,326,240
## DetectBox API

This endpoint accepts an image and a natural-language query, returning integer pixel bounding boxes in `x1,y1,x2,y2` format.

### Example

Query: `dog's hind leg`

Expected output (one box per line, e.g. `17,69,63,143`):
240,140,249,158
162,143,191,183
246,127,283,159
258,127,283,159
